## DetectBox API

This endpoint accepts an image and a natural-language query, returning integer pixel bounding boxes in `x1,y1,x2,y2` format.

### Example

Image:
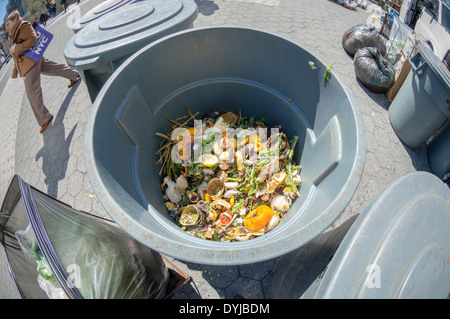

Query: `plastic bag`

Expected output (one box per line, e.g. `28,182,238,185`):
15,225,55,281
34,245,55,281
37,274,68,299
31,189,169,299
2,176,172,299
342,24,388,56
15,225,35,259
385,18,417,73
354,47,395,94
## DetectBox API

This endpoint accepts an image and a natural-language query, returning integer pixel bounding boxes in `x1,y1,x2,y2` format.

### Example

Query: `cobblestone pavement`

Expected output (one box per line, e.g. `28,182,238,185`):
0,0,431,299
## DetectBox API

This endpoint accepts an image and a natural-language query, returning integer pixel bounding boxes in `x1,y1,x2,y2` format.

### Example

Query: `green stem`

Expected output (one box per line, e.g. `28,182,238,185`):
231,198,245,214
163,113,186,127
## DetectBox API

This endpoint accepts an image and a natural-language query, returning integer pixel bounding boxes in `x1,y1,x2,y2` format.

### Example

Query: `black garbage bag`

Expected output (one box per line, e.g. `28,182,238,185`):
342,24,387,57
354,47,395,94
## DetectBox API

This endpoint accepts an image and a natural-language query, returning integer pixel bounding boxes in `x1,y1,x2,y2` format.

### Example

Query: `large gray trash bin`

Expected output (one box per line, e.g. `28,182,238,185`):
64,0,198,102
266,171,450,299
84,27,366,265
71,0,135,33
389,44,450,149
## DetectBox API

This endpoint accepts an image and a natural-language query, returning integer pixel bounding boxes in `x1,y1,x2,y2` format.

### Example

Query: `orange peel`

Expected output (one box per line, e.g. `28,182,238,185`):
244,205,273,231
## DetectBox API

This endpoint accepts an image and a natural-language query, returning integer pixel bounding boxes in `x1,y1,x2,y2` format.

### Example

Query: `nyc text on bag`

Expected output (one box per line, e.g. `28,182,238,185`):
23,25,53,62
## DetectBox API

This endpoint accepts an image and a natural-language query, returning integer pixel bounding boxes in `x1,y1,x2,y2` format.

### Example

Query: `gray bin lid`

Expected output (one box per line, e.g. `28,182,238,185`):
64,0,198,70
314,171,450,298
72,0,135,32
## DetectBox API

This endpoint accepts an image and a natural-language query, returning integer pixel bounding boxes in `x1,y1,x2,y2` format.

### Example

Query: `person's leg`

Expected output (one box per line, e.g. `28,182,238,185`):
24,59,53,127
40,57,79,82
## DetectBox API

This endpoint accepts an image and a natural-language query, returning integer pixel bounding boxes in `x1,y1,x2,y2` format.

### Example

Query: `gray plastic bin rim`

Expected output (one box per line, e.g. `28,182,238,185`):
85,26,366,265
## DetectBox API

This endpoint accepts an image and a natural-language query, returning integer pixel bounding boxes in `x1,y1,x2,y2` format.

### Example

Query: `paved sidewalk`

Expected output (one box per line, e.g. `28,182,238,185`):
0,0,431,299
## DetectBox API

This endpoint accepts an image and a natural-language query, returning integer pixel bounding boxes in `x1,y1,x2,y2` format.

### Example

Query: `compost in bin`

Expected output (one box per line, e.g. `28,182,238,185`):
156,110,302,242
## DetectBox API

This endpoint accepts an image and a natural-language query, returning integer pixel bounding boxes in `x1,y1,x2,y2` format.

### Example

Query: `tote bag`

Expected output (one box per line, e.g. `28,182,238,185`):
22,25,53,62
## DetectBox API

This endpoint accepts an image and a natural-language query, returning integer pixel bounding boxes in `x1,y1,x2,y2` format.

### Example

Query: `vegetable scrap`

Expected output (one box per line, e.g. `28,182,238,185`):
156,109,302,242
323,64,333,84
308,61,333,85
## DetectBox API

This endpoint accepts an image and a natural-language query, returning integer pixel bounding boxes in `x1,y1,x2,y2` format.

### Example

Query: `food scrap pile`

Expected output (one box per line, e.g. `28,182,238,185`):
156,109,302,241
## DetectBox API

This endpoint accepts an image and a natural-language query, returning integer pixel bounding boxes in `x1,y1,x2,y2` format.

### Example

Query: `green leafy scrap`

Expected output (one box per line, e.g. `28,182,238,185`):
324,64,333,84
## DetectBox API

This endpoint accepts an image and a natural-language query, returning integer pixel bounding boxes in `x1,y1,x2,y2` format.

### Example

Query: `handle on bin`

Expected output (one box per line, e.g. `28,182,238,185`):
306,116,342,187
409,59,427,76
71,56,100,69
115,84,155,152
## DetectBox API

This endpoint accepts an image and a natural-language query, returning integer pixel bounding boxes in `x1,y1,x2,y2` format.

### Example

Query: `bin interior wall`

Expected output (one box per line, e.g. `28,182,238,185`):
81,53,133,101
87,27,364,262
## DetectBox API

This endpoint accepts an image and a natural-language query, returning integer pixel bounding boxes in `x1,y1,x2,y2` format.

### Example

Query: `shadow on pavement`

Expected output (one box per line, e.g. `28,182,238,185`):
195,0,219,16
35,81,81,198
173,258,277,299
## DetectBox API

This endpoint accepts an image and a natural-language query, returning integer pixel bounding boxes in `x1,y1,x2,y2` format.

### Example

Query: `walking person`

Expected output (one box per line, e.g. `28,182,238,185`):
61,0,68,13
39,12,47,26
5,10,80,133
51,3,57,17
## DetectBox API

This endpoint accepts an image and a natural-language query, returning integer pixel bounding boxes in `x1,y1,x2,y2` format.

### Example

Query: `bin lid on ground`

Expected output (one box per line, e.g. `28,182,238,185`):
64,0,198,70
313,171,450,298
72,0,135,32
